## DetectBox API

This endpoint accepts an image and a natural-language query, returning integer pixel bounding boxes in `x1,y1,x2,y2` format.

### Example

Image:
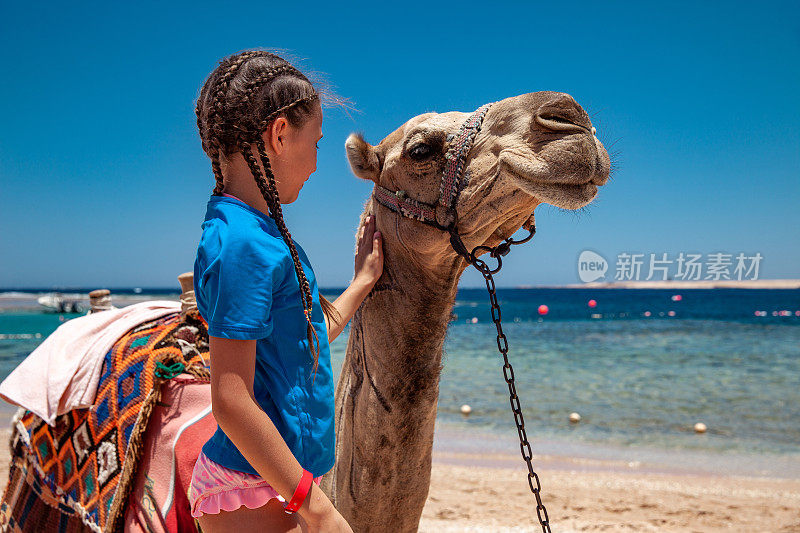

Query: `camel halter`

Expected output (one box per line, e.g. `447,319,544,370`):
372,102,532,269
371,103,551,532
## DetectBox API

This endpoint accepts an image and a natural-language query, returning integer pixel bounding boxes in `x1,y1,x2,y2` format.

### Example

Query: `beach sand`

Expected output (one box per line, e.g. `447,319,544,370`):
0,412,796,532
420,450,800,532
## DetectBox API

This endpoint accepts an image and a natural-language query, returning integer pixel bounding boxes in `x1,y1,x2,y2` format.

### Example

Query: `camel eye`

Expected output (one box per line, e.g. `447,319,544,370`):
408,143,434,160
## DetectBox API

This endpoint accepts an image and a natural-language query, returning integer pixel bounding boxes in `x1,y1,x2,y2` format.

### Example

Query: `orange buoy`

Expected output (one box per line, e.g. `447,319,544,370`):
538,304,549,315
588,299,597,308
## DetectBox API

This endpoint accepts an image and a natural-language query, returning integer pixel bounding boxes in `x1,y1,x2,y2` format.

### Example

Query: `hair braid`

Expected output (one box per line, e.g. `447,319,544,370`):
234,65,322,373
238,65,301,108
253,137,315,311
205,50,264,195
257,95,319,132
240,140,321,380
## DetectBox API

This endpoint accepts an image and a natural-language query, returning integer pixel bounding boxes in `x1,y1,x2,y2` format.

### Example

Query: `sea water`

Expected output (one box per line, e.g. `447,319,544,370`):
2,287,798,477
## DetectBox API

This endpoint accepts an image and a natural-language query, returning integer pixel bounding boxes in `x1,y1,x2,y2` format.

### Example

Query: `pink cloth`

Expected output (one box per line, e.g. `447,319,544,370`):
124,376,217,532
0,300,180,425
220,192,243,201
189,450,322,518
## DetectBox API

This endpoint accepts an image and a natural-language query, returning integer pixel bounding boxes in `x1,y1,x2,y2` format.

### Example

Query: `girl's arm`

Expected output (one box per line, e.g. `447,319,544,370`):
326,281,372,343
208,335,346,528
326,214,383,343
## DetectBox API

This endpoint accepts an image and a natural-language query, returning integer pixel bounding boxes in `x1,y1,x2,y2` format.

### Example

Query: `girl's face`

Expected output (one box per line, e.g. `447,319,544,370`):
263,102,323,204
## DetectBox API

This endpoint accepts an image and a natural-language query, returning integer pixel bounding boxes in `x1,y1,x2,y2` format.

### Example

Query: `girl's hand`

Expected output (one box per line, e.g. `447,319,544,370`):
300,494,353,533
353,214,383,288
312,508,354,533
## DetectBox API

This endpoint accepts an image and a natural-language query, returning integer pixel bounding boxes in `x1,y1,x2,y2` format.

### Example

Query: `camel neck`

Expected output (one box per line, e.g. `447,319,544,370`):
329,240,463,531
355,238,463,406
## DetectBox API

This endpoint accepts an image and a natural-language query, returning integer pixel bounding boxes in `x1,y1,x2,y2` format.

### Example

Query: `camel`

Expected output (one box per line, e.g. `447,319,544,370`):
319,91,610,532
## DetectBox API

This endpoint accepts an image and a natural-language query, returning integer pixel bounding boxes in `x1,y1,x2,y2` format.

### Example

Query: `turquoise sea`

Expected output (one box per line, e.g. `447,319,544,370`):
1,287,798,478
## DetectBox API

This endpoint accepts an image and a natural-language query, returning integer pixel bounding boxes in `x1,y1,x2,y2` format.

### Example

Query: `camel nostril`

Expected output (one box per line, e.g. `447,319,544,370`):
535,95,592,133
535,114,587,134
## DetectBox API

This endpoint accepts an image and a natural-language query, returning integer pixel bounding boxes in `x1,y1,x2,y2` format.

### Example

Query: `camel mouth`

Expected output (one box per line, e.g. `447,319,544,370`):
497,145,606,209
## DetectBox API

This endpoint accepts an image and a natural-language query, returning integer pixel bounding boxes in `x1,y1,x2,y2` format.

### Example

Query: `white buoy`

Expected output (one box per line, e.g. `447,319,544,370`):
569,412,581,423
471,317,478,324
694,422,707,433
460,404,472,415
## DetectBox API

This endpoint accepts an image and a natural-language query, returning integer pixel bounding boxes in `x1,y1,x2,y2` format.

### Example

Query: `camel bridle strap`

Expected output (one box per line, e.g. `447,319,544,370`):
372,102,499,266
373,102,492,227
370,102,552,532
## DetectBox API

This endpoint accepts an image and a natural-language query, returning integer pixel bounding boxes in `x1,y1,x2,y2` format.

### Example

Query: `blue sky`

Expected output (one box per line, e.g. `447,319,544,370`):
1,1,798,289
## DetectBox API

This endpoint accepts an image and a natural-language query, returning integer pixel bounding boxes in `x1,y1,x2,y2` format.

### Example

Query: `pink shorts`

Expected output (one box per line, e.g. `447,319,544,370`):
188,450,323,518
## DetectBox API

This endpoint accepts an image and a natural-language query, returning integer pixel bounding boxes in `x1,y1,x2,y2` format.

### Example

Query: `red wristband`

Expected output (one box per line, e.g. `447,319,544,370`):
284,468,314,514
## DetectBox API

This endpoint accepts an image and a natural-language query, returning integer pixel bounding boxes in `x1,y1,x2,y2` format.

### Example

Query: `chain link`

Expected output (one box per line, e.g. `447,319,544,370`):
461,225,552,532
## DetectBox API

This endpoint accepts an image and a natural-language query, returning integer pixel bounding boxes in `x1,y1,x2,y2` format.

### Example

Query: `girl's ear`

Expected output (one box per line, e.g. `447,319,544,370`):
267,117,290,154
345,133,381,183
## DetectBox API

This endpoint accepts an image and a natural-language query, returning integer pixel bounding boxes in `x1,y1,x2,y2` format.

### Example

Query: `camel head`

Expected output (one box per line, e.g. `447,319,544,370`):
345,91,611,275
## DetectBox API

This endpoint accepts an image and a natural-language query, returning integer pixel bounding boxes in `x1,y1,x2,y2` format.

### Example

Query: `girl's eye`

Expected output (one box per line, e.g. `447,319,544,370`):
315,142,320,149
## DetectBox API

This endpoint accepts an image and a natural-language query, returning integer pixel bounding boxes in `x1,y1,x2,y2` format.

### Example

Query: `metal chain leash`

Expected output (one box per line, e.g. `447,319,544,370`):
370,99,551,530
456,223,552,532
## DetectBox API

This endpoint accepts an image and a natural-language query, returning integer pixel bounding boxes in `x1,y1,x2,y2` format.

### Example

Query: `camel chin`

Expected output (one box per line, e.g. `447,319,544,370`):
521,180,599,210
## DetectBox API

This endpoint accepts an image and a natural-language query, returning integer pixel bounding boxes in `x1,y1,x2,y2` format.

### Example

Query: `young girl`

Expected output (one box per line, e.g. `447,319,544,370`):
189,50,382,532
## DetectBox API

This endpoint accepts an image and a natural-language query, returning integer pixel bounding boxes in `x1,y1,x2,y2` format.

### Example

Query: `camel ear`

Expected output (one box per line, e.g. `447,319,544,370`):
345,133,381,183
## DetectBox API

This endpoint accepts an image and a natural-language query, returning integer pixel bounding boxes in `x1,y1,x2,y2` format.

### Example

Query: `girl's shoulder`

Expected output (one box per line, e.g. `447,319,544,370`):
203,195,283,239
200,209,293,275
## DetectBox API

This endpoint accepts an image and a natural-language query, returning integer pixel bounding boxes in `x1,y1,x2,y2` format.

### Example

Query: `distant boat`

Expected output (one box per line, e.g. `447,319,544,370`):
37,292,84,313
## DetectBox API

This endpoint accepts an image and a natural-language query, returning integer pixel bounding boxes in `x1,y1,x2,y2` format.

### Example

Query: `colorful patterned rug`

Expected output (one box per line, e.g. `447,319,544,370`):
0,309,210,533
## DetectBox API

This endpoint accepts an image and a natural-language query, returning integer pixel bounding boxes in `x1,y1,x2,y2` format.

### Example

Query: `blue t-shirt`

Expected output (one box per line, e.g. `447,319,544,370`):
193,194,335,477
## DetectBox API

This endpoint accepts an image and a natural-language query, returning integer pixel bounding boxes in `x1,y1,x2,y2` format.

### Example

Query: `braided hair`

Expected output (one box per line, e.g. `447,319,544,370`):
195,49,341,380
